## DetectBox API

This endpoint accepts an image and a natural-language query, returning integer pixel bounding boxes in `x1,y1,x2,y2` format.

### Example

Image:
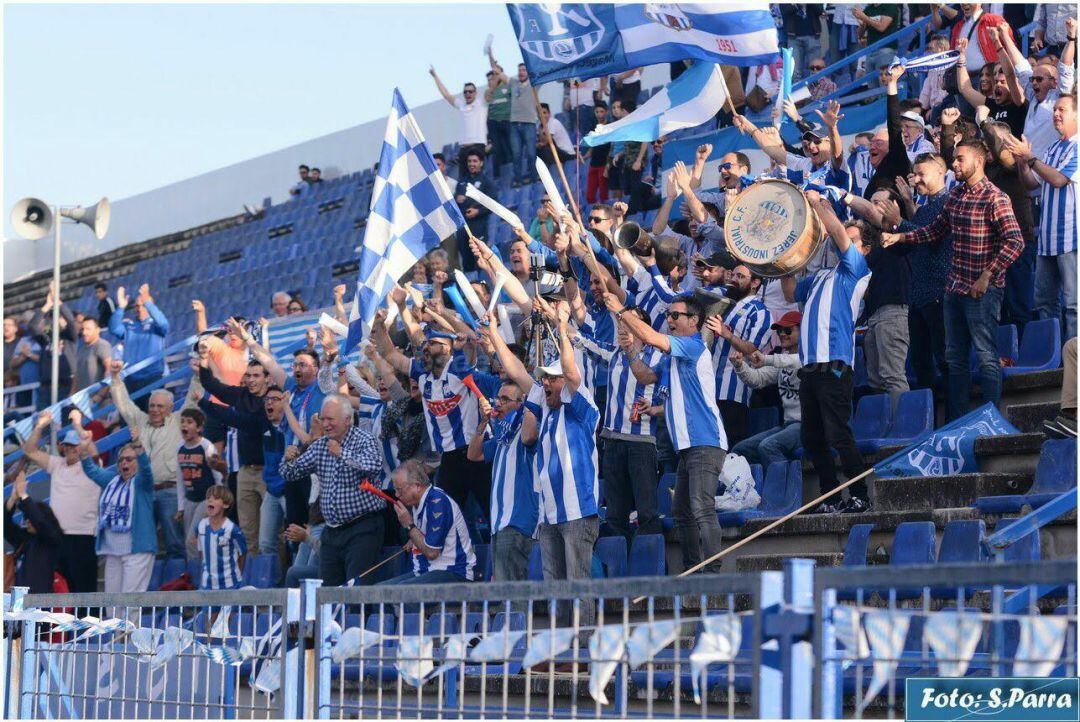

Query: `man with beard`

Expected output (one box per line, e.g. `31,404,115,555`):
734,99,848,193
704,264,772,446
882,140,1025,420
454,150,497,274
470,316,538,583
690,144,753,217
372,318,496,542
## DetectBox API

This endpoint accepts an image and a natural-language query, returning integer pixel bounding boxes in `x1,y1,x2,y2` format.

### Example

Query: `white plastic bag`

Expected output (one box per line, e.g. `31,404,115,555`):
715,453,761,511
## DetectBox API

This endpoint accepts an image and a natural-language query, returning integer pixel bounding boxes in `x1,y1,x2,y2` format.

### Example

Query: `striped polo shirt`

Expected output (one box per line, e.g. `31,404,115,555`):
651,333,727,451
526,382,600,525
1039,138,1077,257
482,408,539,537
410,359,483,453
197,517,247,590
795,243,872,367
712,296,773,405
577,332,667,439
412,485,475,580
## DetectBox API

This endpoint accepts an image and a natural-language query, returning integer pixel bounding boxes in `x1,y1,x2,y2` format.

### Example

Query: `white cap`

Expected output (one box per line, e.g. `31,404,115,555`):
900,111,926,128
536,359,564,377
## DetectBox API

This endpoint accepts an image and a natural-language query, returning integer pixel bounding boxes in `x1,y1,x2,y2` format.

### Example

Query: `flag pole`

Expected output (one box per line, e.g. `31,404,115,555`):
631,466,875,603
719,66,738,117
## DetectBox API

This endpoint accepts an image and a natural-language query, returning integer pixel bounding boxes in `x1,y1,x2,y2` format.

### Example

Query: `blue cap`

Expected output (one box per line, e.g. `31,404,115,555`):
60,430,81,446
424,328,458,342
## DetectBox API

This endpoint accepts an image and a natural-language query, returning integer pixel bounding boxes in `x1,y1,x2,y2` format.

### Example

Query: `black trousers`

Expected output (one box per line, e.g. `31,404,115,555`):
798,365,870,499
908,300,947,394
436,446,492,540
59,534,98,593
718,400,750,446
320,513,385,587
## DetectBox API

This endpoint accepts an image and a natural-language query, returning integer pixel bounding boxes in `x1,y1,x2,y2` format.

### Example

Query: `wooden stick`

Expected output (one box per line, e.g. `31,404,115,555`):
355,548,408,581
631,466,876,603
719,65,738,117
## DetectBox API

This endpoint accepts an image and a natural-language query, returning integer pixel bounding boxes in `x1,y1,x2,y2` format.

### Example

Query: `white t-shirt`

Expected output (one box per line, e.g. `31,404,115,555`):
569,78,601,108
957,14,988,72
47,455,102,536
543,116,576,155
455,96,488,145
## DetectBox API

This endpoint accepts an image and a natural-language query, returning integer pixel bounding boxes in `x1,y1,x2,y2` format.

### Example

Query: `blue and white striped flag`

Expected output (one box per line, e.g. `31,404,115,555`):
344,90,465,354
509,4,779,84
889,49,960,73
582,62,728,146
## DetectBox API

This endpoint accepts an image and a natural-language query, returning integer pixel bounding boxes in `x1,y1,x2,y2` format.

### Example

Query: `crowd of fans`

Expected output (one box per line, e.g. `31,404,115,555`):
5,3,1078,598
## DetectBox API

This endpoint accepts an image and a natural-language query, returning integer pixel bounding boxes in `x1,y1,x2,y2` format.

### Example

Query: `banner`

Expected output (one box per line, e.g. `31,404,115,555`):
875,403,1019,478
508,3,779,84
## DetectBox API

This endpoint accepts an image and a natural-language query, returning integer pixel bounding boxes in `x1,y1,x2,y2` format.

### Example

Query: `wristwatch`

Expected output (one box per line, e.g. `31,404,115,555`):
406,523,417,533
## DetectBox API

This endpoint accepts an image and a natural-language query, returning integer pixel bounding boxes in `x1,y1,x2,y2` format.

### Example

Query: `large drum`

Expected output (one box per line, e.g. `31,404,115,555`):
723,179,825,278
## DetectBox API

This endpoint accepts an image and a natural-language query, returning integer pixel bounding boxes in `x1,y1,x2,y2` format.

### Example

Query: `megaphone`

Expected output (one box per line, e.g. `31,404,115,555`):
61,197,110,240
10,198,54,241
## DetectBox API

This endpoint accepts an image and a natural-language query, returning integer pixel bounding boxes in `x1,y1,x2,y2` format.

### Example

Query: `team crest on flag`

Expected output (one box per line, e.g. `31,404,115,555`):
512,4,607,62
644,4,692,31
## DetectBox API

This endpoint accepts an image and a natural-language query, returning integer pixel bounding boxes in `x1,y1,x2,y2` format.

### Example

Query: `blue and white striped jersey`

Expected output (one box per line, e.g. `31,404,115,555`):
712,296,773,405
413,485,475,580
581,304,615,389
651,334,727,451
526,383,600,525
410,359,487,453
482,408,539,537
622,264,673,331
356,395,398,488
577,332,667,438
847,146,873,198
1039,138,1077,257
795,243,872,367
905,135,936,163
197,517,247,590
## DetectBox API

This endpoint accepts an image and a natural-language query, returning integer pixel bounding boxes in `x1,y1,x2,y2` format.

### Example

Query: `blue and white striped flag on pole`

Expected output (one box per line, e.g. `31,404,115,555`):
344,90,465,354
582,62,728,146
889,49,961,73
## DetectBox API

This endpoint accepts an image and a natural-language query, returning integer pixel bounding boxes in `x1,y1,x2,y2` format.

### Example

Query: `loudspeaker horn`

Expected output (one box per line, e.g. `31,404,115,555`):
10,198,54,240
61,197,111,239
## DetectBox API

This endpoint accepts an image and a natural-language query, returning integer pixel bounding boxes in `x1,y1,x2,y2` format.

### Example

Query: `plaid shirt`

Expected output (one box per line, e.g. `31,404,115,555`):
279,426,384,527
902,177,1025,296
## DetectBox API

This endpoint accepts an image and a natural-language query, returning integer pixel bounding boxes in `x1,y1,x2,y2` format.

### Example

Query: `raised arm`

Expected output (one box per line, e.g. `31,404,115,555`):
689,143,713,190
332,284,349,326
600,291,670,354
732,113,789,166
108,360,148,429
673,162,709,225
651,174,679,235
814,99,846,169
20,412,54,470
192,299,208,334
954,40,987,107
472,235,533,316
480,312,533,392
991,27,1026,105
370,309,412,376
227,317,287,387
429,66,457,107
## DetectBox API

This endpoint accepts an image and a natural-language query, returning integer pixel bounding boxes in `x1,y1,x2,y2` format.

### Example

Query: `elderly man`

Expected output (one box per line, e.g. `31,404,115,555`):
271,292,291,318
109,358,196,558
20,410,101,592
280,394,384,586
380,460,476,585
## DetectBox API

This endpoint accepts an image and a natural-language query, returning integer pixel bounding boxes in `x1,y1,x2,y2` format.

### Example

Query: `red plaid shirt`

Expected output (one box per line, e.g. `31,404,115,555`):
902,177,1025,295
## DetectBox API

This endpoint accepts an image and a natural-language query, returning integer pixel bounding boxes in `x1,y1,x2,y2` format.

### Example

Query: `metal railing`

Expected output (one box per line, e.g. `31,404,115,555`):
8,587,301,720
814,560,1078,719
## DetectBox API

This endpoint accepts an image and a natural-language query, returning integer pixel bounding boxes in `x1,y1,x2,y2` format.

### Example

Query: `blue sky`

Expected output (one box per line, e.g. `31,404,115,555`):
4,3,519,226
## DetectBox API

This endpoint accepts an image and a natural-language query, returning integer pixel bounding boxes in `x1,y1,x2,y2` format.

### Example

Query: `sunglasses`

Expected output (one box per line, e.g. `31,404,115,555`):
119,456,137,463
810,65,825,71
588,215,606,223
719,162,734,170
774,327,795,336
1031,75,1050,82
666,310,697,321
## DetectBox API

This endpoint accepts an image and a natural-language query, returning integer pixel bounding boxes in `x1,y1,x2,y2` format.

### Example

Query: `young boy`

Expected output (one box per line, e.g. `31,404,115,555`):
194,486,247,590
177,408,226,557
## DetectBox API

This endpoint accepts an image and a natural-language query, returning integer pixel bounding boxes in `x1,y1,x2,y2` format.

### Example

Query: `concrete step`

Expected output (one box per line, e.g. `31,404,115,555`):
871,473,1029,512
736,552,842,572
1006,400,1060,434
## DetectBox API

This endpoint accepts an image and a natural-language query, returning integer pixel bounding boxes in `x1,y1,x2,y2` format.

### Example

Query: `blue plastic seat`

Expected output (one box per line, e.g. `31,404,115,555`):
852,393,892,453
595,536,628,578
656,473,675,531
243,554,280,589
881,389,934,445
628,534,666,577
1004,318,1062,376
852,347,870,391
717,460,801,527
999,527,1041,562
891,522,937,566
976,439,1077,513
938,520,987,563
186,558,203,589
747,406,780,437
843,524,875,566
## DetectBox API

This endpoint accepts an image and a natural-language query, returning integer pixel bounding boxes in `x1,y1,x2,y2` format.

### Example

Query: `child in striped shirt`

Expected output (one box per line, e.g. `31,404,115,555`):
194,486,247,590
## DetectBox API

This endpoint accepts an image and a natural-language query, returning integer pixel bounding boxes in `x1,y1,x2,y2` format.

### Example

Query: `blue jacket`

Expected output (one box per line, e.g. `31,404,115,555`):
109,302,169,382
82,452,157,555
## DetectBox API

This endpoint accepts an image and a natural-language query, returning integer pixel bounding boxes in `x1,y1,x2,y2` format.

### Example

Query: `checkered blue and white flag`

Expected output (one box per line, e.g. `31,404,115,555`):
344,89,466,353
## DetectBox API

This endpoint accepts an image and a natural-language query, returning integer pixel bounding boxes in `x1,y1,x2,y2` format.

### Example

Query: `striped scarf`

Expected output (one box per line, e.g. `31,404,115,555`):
99,474,134,533
890,50,960,74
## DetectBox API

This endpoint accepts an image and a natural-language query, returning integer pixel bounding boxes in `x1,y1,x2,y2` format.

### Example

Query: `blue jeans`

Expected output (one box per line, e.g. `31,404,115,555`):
509,121,538,185
730,422,802,467
259,493,286,555
1035,252,1078,341
791,36,822,80
943,286,1004,421
154,488,185,558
